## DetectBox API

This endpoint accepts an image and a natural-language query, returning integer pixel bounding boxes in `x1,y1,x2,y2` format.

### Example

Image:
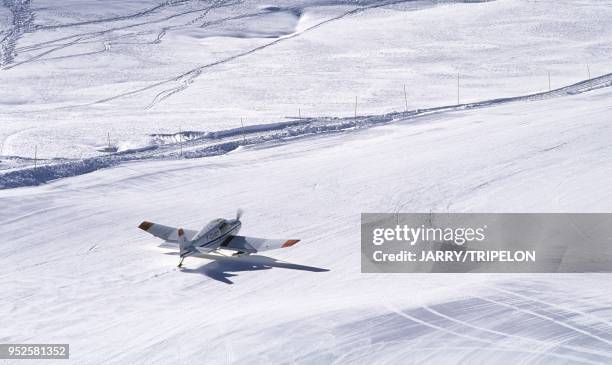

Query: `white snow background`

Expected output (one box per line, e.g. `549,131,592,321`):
1,0,612,364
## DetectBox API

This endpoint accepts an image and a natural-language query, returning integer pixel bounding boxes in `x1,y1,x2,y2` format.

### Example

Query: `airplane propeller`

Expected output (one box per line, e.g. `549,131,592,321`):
236,208,243,220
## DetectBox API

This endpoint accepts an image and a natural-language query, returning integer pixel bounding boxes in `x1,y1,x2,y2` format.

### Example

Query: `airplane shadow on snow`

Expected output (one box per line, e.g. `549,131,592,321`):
164,253,329,284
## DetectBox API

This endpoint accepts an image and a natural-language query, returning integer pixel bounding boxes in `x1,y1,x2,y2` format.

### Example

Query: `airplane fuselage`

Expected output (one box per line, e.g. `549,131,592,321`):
189,218,242,253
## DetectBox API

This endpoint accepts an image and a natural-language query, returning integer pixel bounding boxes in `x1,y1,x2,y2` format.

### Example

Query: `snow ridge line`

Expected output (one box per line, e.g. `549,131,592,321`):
1,71,611,190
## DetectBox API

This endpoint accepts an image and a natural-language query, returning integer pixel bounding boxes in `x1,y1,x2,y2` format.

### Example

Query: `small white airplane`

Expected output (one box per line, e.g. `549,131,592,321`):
138,210,300,267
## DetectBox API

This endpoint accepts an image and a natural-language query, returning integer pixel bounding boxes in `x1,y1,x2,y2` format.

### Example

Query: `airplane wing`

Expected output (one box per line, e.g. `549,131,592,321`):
138,221,197,243
219,235,300,253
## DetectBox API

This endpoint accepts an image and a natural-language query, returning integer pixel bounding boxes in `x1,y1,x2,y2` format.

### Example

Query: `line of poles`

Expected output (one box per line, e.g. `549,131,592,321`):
199,63,598,155
53,64,598,165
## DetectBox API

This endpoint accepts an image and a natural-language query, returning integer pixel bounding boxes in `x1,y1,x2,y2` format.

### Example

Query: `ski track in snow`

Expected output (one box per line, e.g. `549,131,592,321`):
0,0,34,66
142,0,427,110
12,0,240,54
0,0,236,70
243,279,612,364
1,70,611,190
34,0,190,31
378,292,612,364
1,0,486,104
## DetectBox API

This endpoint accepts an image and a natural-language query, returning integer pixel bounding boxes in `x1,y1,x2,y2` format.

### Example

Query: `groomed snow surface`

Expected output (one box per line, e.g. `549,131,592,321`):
2,87,612,364
2,0,612,364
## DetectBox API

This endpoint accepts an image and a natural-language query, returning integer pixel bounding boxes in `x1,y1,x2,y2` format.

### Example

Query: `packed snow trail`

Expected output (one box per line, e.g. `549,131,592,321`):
2,70,611,189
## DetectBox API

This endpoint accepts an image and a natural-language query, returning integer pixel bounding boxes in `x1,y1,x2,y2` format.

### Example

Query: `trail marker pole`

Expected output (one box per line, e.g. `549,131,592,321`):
354,96,357,121
457,73,460,105
548,71,551,91
587,64,592,89
403,84,408,112
34,145,37,171
298,108,301,119
587,64,591,80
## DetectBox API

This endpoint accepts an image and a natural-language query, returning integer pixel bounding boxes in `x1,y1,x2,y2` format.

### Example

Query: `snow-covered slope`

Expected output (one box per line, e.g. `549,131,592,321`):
2,0,612,363
2,69,610,190
2,0,612,159
2,86,612,364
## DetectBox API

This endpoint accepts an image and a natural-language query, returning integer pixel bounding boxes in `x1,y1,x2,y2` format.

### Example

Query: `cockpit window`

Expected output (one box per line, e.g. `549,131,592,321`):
203,219,222,231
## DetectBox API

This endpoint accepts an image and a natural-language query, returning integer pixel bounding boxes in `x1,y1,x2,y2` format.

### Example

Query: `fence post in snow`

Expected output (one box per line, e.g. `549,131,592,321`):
354,96,358,121
587,64,591,80
298,108,301,119
403,84,408,112
179,127,183,157
587,64,592,89
456,73,460,105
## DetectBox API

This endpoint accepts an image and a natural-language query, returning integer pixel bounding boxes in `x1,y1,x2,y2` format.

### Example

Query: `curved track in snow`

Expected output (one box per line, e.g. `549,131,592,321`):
0,0,34,66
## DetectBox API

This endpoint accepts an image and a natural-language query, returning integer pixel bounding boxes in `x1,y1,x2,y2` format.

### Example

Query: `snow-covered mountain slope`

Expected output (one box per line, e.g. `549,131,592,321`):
2,86,612,364
2,0,612,160
2,0,612,363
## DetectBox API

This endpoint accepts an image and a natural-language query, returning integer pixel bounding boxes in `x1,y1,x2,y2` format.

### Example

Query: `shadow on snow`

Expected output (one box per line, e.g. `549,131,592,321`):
166,253,329,284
